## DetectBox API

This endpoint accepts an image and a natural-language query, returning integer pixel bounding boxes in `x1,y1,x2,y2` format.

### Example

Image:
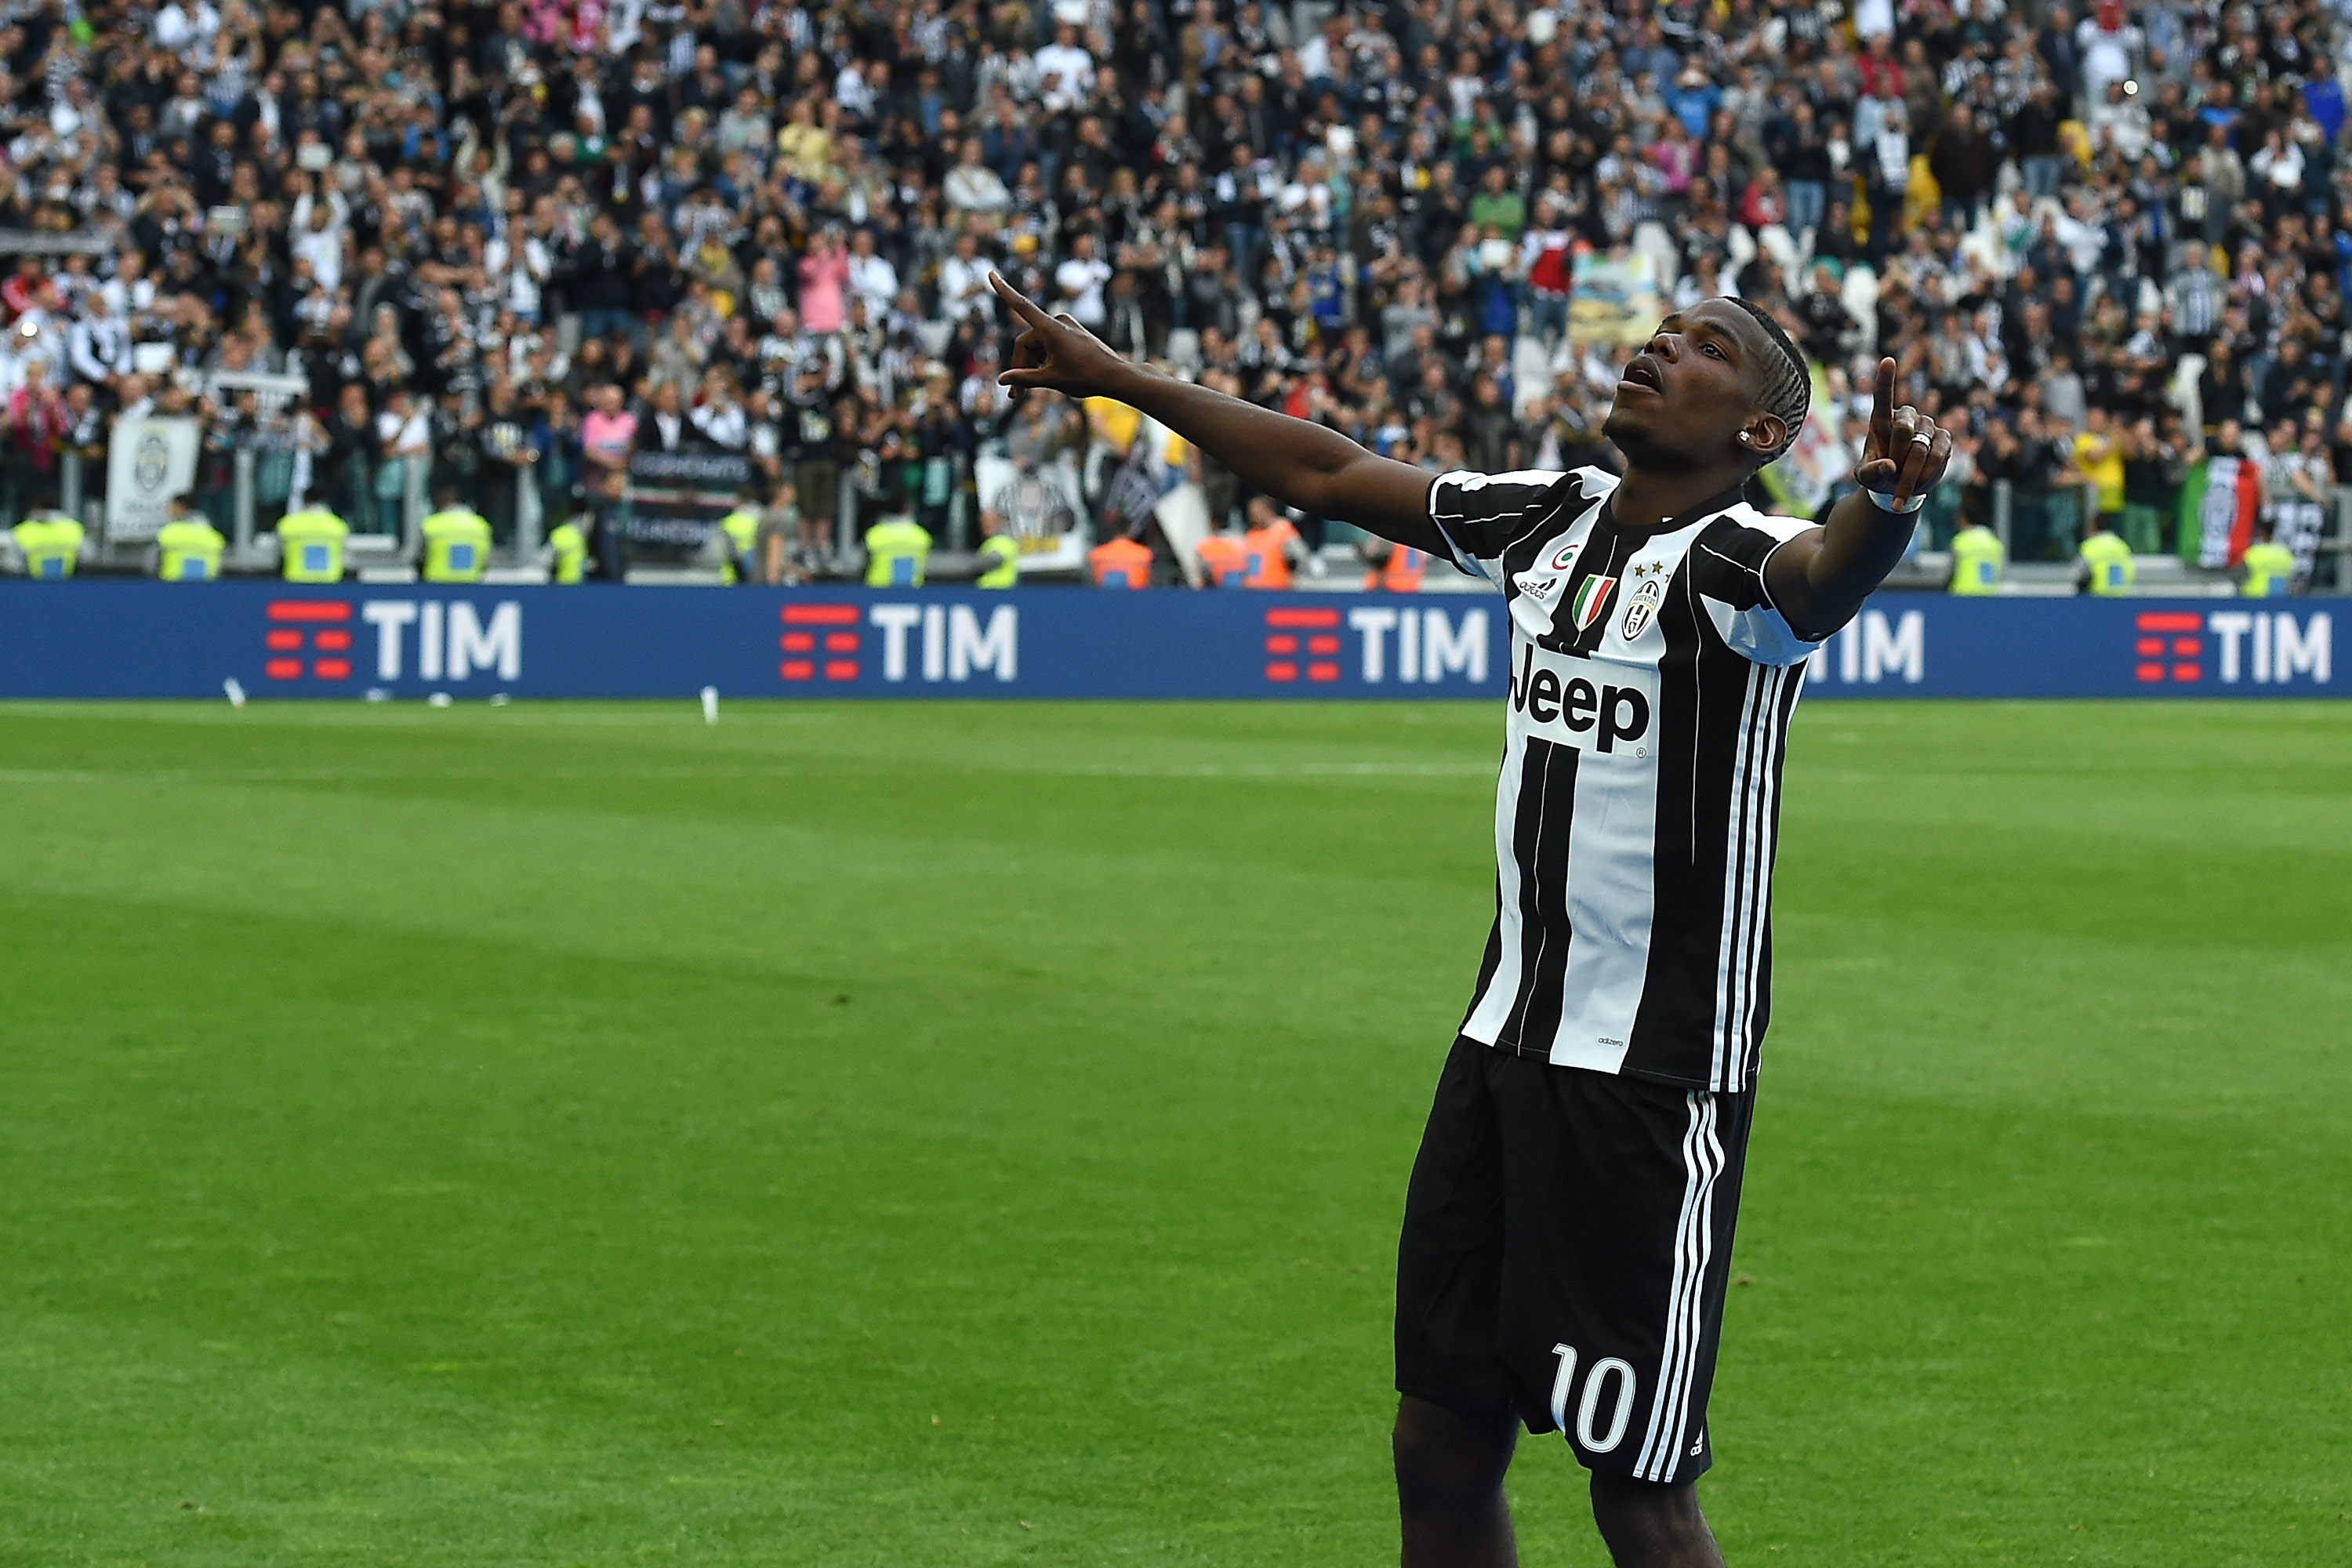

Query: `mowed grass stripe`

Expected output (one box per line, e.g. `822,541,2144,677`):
0,699,2343,1566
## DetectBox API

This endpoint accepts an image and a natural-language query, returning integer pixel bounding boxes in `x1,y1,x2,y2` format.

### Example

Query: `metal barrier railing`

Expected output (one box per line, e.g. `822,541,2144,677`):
75,447,2352,590
49,419,610,577
1986,477,2352,590
1985,480,2138,563
2324,486,2352,591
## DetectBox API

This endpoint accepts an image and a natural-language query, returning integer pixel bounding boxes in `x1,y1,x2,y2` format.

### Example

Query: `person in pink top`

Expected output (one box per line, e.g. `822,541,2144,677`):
579,383,637,476
1646,118,1697,200
796,229,850,336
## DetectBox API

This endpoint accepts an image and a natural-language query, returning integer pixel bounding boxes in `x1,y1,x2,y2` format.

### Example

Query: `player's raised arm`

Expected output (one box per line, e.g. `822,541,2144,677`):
1763,357,1954,637
989,273,1446,554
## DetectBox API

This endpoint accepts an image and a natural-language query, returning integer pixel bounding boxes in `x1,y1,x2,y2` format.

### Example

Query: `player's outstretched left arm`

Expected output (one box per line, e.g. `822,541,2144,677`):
989,273,1447,555
1766,358,1954,638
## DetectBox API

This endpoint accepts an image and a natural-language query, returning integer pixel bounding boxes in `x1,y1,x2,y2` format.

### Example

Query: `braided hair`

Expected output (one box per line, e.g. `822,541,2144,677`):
1725,296,1811,459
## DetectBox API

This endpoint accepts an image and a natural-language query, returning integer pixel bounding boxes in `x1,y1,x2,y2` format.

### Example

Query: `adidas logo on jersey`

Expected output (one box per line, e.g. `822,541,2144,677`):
1508,570,1566,637
1515,571,1565,604
1508,543,1583,638
1508,643,1656,755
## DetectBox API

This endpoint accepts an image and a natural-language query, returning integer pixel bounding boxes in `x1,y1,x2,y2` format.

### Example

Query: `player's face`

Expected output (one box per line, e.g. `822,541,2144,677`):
1603,302,1775,471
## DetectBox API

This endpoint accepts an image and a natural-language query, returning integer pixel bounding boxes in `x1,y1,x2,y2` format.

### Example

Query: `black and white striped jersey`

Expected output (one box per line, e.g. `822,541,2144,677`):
1428,466,1823,1093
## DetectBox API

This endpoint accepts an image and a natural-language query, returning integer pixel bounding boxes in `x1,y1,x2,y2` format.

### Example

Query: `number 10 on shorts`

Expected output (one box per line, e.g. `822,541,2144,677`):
1550,1343,1637,1454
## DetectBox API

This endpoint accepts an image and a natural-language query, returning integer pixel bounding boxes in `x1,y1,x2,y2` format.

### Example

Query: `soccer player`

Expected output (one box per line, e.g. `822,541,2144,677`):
989,274,1951,1568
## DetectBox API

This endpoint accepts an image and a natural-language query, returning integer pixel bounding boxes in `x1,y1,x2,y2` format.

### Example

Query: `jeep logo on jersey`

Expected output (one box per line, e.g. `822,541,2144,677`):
1508,643,1656,755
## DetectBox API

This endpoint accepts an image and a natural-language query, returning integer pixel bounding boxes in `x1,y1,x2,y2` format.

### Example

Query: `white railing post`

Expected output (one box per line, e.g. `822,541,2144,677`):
948,453,971,552
233,448,256,554
403,459,427,559
2329,485,2352,592
516,465,542,559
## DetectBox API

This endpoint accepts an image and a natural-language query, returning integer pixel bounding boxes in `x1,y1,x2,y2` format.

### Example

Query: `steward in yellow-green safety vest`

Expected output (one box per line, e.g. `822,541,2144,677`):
1947,522,2002,595
550,519,587,583
718,505,760,584
2241,537,2296,597
863,517,931,586
975,531,1018,588
157,514,225,581
278,506,348,582
2078,526,2136,596
13,514,84,578
421,503,492,583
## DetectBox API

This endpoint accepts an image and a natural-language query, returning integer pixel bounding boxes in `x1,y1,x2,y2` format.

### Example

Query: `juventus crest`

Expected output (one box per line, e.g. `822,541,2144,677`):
1621,560,1668,641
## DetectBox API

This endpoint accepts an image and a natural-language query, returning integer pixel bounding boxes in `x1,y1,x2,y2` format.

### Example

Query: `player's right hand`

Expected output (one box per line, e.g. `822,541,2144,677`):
991,272,1133,402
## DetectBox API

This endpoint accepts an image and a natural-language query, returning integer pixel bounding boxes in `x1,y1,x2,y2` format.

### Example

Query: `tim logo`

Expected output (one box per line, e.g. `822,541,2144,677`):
264,597,523,684
1809,608,1925,685
876,604,1016,683
779,603,862,682
358,600,522,681
1345,606,1493,684
777,603,1017,684
262,599,355,681
1260,605,1492,686
1263,606,1342,683
2137,610,2332,686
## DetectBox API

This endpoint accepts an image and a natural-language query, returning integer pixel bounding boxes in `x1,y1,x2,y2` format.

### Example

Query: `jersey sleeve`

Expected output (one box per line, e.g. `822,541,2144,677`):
1687,511,1828,667
1426,467,1599,584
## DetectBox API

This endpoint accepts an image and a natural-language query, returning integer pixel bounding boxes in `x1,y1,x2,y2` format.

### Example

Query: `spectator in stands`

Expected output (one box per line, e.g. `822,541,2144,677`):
0,0,2330,597
2121,416,2185,554
1928,104,2000,233
2074,406,2128,541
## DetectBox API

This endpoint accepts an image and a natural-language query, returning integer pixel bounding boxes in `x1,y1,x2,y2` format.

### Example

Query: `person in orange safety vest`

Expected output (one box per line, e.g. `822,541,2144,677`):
1196,532,1248,586
1241,498,1306,588
1089,529,1153,587
1360,536,1426,590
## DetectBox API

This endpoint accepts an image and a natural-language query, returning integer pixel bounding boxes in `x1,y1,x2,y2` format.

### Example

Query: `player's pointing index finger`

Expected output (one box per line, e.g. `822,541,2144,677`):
988,271,1053,329
1871,356,1895,443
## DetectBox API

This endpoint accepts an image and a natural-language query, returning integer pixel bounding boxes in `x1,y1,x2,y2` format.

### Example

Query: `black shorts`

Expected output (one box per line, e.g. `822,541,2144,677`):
1395,1036,1755,1483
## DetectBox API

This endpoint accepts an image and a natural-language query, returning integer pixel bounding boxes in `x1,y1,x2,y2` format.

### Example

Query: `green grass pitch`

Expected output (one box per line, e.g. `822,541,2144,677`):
1,696,2347,1566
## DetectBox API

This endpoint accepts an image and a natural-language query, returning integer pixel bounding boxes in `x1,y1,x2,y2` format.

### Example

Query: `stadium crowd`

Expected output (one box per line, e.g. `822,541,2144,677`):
0,0,2348,587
